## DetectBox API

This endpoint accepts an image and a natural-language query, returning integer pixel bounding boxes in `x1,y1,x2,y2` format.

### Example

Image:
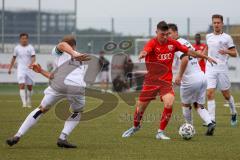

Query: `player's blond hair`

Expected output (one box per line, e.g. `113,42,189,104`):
61,35,76,47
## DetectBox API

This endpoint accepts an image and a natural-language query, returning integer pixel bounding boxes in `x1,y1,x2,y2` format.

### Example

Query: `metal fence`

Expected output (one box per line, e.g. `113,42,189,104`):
0,0,240,54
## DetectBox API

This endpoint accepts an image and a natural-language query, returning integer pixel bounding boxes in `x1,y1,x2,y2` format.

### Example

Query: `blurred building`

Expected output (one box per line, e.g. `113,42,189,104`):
0,10,76,44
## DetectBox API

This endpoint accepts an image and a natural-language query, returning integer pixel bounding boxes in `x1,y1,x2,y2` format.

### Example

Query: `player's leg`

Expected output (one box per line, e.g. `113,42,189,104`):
57,95,85,148
182,104,193,124
218,73,237,126
221,90,237,126
6,87,63,147
207,88,216,121
122,100,150,138
19,83,27,107
206,72,217,123
19,83,27,108
193,103,215,136
122,85,158,138
156,93,174,140
6,105,48,146
26,76,34,108
17,73,27,107
180,85,194,125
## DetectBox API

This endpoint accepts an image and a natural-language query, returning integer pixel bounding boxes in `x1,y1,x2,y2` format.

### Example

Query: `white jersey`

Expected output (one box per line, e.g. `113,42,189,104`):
13,44,36,71
206,33,235,73
175,38,203,84
51,47,87,87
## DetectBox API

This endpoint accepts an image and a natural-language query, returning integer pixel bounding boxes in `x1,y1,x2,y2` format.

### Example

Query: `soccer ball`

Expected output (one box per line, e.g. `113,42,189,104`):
179,123,195,140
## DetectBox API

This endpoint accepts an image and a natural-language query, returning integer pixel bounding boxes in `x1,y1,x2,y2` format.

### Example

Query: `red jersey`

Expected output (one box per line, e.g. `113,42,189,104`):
192,43,207,73
143,38,189,82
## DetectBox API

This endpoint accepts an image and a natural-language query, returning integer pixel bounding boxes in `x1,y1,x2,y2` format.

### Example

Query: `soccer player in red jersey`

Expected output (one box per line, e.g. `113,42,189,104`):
192,33,207,73
122,21,216,140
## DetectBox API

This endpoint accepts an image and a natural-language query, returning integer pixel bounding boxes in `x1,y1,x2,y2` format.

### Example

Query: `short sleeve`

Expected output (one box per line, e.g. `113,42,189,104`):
226,35,235,49
143,39,156,53
52,46,63,56
175,51,184,59
30,45,36,56
13,46,17,57
174,40,189,53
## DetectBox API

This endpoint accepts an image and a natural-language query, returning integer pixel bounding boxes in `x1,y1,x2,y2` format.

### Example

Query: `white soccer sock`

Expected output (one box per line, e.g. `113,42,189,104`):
59,113,81,140
197,107,212,125
19,89,27,106
15,108,43,137
182,107,193,124
228,96,237,115
26,90,32,106
208,100,216,122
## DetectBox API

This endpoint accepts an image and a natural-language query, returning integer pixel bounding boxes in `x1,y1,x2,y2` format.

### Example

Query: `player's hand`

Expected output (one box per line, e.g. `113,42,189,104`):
73,53,91,62
8,69,11,75
175,75,182,86
49,73,54,80
138,51,147,61
29,63,42,73
207,57,217,66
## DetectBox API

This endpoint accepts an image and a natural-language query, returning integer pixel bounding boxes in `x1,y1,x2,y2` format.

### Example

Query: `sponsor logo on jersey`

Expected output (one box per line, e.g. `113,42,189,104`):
157,53,173,61
168,45,174,51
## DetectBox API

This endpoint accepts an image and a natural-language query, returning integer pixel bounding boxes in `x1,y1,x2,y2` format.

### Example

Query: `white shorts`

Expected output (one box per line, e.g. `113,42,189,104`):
180,75,207,105
206,71,231,91
99,71,109,82
17,72,34,85
40,87,85,112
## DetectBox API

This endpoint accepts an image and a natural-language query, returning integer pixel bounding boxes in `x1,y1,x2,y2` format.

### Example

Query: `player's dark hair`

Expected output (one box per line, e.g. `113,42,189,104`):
19,33,29,39
157,21,169,31
61,35,76,47
195,33,201,38
212,14,223,22
168,23,178,32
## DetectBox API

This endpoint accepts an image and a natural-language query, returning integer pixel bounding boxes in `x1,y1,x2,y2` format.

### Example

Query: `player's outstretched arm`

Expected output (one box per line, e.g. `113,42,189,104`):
175,56,188,85
57,42,91,62
8,56,16,74
187,50,217,66
219,48,238,57
30,55,36,66
29,63,53,79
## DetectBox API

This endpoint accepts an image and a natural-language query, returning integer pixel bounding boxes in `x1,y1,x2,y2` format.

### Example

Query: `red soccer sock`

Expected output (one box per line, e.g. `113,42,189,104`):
133,107,145,127
159,107,173,131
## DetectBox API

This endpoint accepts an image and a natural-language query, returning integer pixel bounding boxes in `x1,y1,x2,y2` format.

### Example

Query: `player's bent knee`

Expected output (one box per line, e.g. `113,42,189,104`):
27,85,33,91
19,84,25,89
195,104,205,109
207,92,214,100
182,104,191,108
164,102,173,108
39,106,49,113
222,91,231,100
72,107,84,113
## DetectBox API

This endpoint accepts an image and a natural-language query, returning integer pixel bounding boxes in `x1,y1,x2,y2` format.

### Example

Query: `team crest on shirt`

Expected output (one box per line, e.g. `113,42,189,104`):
168,45,174,51
200,46,204,49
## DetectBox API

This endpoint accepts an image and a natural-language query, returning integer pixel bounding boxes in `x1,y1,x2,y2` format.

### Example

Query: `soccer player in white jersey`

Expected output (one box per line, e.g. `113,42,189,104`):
168,24,216,135
6,35,91,148
205,14,238,126
8,33,36,108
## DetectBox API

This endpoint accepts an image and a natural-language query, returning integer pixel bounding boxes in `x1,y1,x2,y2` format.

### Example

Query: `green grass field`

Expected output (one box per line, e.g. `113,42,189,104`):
0,84,240,160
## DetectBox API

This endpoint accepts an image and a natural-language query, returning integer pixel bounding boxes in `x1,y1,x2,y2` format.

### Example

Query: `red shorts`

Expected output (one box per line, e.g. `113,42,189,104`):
139,81,174,102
